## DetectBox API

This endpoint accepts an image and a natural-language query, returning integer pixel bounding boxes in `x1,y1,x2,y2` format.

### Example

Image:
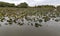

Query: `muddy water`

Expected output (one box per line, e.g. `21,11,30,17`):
0,17,60,36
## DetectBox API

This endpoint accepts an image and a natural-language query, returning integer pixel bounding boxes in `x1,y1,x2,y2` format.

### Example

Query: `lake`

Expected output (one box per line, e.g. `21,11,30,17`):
0,16,60,36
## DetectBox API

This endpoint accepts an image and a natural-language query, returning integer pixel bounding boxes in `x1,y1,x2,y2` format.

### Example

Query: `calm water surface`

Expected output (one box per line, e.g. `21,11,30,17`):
0,17,60,36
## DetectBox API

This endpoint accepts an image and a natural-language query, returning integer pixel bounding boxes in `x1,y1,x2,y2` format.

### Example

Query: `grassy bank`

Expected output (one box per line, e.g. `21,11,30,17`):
0,7,59,18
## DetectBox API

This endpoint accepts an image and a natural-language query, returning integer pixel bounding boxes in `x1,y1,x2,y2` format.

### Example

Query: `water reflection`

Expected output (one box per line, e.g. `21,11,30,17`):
5,23,8,25
0,14,60,28
0,12,60,36
0,24,1,27
0,17,43,28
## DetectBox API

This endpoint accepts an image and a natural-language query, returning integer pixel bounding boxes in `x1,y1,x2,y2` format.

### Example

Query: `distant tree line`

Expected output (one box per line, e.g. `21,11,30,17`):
0,2,15,7
0,1,60,9
0,2,28,8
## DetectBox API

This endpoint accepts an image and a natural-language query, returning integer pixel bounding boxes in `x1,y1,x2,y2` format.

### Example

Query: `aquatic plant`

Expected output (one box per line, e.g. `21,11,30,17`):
13,19,17,23
25,16,32,21
8,22,12,25
0,17,5,22
35,23,42,27
31,23,33,26
42,16,50,22
39,19,43,23
18,22,24,26
55,19,59,22
7,18,12,22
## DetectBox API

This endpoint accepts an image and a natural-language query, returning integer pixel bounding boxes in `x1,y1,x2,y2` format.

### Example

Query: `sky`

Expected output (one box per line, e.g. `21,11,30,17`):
0,0,60,6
